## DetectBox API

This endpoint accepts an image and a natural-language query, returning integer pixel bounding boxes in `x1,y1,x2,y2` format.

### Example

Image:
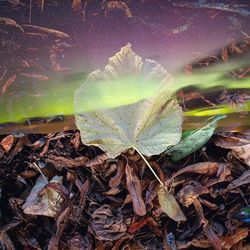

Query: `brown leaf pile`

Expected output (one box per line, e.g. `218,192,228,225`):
0,129,249,249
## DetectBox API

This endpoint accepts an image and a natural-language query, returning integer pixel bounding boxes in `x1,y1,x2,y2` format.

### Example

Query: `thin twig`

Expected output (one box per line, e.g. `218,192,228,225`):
33,162,48,184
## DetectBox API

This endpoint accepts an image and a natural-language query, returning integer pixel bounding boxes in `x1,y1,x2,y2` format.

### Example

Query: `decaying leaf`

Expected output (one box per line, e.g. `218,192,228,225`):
165,162,220,187
177,182,209,207
74,43,182,158
158,186,186,222
104,0,133,18
90,205,127,241
165,115,225,161
203,223,222,250
0,17,24,32
221,228,249,249
22,175,66,217
72,0,82,12
125,163,146,216
109,159,125,188
222,47,229,63
0,135,14,153
215,130,250,166
22,24,70,39
66,233,93,250
1,74,16,95
46,155,89,171
225,169,250,191
20,73,49,81
48,206,70,250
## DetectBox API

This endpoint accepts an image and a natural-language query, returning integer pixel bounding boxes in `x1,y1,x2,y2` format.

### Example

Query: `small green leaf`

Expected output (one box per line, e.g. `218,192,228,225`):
165,115,226,161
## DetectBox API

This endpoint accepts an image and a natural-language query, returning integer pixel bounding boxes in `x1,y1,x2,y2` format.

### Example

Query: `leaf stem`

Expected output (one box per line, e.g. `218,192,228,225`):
33,162,48,184
133,147,164,187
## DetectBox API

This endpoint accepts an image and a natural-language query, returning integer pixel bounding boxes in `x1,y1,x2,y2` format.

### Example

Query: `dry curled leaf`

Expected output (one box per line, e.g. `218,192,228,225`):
23,24,70,39
0,135,14,153
46,155,89,171
177,182,209,207
166,162,219,187
67,233,93,250
125,163,146,216
225,169,250,191
109,159,125,188
1,74,16,95
221,228,249,249
0,17,24,32
222,47,229,63
104,0,133,18
158,186,186,222
48,206,71,250
90,205,127,241
216,130,250,166
203,223,222,250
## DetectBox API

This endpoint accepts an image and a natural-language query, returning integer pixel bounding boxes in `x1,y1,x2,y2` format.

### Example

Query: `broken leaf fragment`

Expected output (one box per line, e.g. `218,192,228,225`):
215,130,250,166
90,205,127,241
74,43,182,158
158,186,186,222
22,175,66,217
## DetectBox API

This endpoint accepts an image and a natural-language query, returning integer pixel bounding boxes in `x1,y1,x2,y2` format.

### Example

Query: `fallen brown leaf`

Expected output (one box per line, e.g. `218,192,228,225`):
46,155,89,171
215,131,250,166
128,217,149,234
20,73,49,81
226,169,250,191
48,206,71,250
166,162,219,187
109,159,125,188
177,181,210,207
90,205,127,241
221,228,249,249
222,47,229,63
203,222,222,250
75,178,90,219
125,163,146,216
66,233,93,250
1,135,14,153
104,0,133,19
1,74,16,95
23,24,70,39
0,17,24,32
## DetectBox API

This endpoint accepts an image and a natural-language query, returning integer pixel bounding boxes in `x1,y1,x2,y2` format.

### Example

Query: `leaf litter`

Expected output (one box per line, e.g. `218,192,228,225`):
0,6,250,249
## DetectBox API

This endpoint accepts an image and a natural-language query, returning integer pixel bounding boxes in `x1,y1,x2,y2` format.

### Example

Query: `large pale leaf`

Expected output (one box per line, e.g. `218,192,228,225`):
74,43,182,158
